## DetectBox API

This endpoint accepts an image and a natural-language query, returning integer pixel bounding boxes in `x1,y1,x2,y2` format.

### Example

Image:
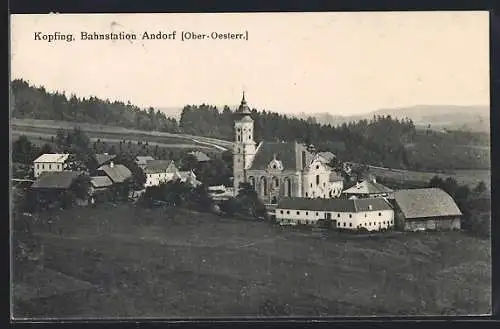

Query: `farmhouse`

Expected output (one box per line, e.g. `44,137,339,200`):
135,156,155,169
393,188,462,231
143,160,179,187
89,176,113,202
92,153,116,167
275,197,394,231
96,162,132,184
30,171,88,207
232,92,344,204
342,178,393,199
33,153,70,178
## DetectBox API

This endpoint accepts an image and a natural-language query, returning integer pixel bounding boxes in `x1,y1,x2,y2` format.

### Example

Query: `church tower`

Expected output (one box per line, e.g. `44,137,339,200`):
233,91,256,193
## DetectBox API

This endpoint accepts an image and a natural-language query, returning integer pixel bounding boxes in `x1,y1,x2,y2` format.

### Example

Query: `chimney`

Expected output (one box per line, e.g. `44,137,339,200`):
110,161,114,168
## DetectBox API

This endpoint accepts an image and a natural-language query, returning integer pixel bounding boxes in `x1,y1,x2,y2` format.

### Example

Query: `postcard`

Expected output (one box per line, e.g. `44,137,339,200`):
10,12,491,320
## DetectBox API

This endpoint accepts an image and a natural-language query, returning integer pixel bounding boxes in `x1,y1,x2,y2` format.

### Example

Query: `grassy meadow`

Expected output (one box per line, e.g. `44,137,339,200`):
13,204,491,319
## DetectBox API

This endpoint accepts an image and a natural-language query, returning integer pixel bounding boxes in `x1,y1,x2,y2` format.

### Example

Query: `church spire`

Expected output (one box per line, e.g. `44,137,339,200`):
237,90,251,115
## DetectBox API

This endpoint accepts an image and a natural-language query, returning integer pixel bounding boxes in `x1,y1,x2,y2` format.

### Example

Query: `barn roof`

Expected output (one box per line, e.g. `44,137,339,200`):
248,141,314,171
343,179,393,195
90,176,113,188
143,160,178,174
277,197,393,213
394,188,462,219
97,164,132,183
93,154,116,166
31,171,82,189
33,153,69,163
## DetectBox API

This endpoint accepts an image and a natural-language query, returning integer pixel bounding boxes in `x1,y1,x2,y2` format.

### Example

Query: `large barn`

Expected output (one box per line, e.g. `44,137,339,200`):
393,188,462,231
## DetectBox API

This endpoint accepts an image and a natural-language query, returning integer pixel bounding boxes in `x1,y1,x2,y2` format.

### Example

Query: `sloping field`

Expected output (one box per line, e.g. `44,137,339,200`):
13,204,491,319
367,165,491,190
11,118,232,151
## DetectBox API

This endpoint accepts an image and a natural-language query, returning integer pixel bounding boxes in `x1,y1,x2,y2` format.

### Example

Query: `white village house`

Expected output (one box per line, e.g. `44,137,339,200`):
142,160,202,188
275,197,394,231
33,153,70,178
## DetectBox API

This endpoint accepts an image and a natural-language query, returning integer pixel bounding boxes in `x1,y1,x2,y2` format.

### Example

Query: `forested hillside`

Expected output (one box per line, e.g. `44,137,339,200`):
11,79,179,133
12,79,490,171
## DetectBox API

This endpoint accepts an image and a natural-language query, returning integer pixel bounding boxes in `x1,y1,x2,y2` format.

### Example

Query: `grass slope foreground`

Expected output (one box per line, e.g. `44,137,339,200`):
12,204,492,319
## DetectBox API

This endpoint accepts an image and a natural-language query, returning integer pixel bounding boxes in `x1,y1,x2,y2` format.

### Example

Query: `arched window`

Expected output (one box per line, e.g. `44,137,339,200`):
316,175,320,185
301,151,307,169
260,176,268,196
272,176,279,188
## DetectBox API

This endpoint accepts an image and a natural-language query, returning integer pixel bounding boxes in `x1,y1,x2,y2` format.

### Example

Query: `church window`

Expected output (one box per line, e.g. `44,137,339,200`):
273,177,279,187
316,165,319,170
316,175,320,185
237,135,241,142
301,151,307,169
305,192,308,197
237,128,241,132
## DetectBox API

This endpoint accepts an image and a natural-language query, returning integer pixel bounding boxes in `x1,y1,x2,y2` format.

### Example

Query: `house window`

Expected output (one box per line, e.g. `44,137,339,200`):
349,214,352,218
365,214,367,217
316,212,319,216
305,192,308,197
379,212,382,216
286,210,290,214
280,210,284,214
316,165,319,170
310,183,312,188
390,220,393,224
49,164,52,170
306,212,309,215
343,222,346,227
349,223,352,227
316,175,320,185
337,213,340,218
36,164,39,169
296,211,300,215
42,164,45,169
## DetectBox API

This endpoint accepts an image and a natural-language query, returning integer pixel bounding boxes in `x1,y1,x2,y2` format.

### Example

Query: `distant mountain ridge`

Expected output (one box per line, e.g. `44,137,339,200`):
293,105,490,133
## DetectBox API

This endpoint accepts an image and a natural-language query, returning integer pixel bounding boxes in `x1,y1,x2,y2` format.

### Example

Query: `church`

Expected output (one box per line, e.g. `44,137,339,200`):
232,93,344,204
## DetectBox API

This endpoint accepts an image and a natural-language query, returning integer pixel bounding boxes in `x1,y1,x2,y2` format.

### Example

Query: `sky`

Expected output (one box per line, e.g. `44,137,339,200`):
11,12,489,116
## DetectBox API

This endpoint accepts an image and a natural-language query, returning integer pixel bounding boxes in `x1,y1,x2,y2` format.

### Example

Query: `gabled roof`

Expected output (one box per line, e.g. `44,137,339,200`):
189,151,211,162
394,188,462,219
97,164,132,183
317,152,336,164
343,179,393,195
31,171,82,189
143,160,177,174
93,154,116,166
135,156,155,166
90,176,113,188
248,141,314,171
34,153,70,163
277,197,393,213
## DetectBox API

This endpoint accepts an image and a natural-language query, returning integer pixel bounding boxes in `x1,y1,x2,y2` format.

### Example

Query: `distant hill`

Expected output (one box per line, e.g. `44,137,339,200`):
294,105,490,133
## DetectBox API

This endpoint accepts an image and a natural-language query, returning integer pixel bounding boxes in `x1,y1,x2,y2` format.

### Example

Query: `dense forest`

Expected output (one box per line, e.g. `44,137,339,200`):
12,79,490,171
